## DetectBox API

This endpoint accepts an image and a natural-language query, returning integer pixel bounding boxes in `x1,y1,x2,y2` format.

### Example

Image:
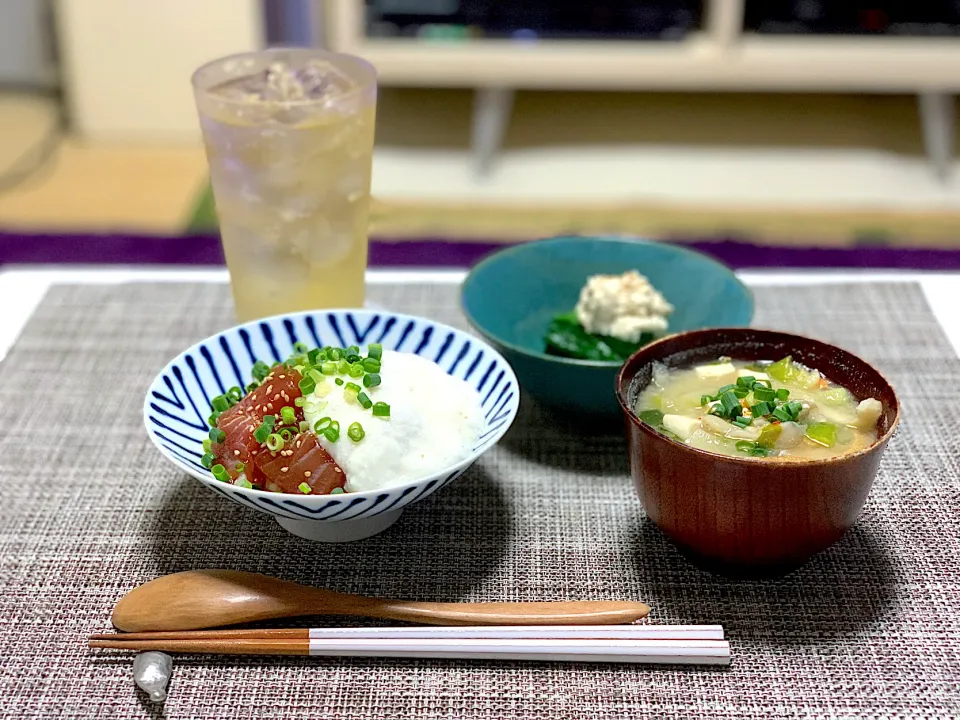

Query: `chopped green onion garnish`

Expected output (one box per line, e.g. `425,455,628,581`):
202,438,212,453
293,341,308,354
335,378,344,386
363,373,381,388
717,384,736,394
771,407,793,423
308,368,324,385
733,387,750,399
208,412,221,429
719,391,741,417
372,402,391,418
299,420,310,433
347,422,365,442
263,415,276,428
211,464,230,482
279,428,294,442
732,416,752,428
750,401,773,417
753,386,776,403
266,433,284,452
295,396,305,407
209,428,226,444
211,395,230,412
234,461,245,472
314,417,332,432
700,395,713,406
348,363,364,378
331,487,345,494
749,446,770,457
322,426,340,443
328,348,343,361
235,477,253,489
776,388,790,401
785,401,803,419
298,482,311,494
736,376,756,389
307,348,322,365
245,382,259,393
367,343,383,361
201,453,215,469
252,360,271,382
253,423,271,444
357,391,373,409
280,406,296,425
321,361,337,375
298,375,316,395
735,440,755,453
345,346,361,363
344,383,360,402
336,359,350,375
362,358,381,373
227,386,243,402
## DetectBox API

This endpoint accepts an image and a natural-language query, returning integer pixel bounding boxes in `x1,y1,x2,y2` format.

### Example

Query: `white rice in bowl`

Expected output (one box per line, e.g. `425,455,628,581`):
302,350,485,492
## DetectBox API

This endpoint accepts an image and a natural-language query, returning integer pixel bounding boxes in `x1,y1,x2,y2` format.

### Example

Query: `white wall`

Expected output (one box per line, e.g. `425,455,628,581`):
55,0,265,142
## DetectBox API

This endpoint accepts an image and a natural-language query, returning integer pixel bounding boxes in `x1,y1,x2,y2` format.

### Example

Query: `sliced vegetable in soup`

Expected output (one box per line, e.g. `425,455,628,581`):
635,356,883,461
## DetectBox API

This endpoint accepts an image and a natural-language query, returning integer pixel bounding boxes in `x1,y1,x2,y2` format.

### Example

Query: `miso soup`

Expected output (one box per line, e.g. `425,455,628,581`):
634,356,883,461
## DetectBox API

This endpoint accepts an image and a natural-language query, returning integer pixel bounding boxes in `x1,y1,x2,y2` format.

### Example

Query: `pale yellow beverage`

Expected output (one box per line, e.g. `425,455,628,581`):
192,49,377,321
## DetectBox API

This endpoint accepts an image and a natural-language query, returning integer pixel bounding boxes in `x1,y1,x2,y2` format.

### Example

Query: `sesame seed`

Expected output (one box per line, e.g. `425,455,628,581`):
266,385,274,394
281,467,289,472
273,393,280,401
335,468,342,474
279,374,286,379
296,440,302,448
304,471,311,478
234,450,241,456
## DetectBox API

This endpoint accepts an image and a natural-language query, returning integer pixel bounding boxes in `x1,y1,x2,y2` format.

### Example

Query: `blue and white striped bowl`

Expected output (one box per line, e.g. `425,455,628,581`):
143,309,519,543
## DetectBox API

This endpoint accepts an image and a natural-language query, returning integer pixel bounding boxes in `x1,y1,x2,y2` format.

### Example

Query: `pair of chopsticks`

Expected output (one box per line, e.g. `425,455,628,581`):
90,625,730,665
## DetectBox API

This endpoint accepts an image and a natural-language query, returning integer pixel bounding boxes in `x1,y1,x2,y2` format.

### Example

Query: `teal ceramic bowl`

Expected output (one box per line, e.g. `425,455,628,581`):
460,236,754,415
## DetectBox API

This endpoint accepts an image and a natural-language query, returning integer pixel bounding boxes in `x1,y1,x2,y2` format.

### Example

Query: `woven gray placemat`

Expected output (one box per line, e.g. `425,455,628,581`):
0,281,957,720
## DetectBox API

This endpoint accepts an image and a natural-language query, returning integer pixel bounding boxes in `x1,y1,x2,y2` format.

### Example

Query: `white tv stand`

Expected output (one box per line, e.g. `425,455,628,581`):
324,0,958,181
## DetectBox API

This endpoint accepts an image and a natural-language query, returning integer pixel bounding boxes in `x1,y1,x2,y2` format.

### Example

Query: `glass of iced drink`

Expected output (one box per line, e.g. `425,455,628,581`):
192,48,376,321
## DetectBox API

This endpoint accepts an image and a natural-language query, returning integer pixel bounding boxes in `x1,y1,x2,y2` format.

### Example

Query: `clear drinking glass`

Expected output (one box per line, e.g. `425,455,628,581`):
192,48,377,321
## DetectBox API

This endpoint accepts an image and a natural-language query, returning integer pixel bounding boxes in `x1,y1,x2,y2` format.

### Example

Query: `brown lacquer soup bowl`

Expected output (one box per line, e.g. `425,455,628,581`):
616,328,900,575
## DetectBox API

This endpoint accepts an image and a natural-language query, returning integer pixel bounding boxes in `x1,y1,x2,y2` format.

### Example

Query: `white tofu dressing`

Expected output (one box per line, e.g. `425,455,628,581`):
574,270,673,342
302,350,484,492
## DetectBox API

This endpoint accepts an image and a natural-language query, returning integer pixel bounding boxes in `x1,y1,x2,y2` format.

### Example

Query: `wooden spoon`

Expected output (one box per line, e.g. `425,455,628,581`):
111,570,651,632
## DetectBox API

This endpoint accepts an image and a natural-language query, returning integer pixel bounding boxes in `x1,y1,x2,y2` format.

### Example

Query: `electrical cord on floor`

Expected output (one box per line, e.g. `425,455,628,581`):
0,88,64,194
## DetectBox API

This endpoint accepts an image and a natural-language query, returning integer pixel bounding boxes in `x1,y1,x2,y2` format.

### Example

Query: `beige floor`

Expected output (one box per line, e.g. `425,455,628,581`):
1,88,959,239
0,93,209,234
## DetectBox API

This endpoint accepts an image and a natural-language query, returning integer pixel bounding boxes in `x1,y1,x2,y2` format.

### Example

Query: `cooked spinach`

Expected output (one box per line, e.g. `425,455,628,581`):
543,312,653,362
